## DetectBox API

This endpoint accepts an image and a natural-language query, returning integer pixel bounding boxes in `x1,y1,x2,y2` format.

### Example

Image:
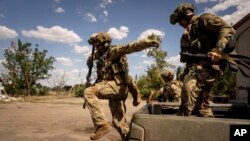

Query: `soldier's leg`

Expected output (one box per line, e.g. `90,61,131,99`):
84,82,116,140
197,82,215,117
84,86,108,126
179,78,201,116
197,67,221,117
109,99,129,140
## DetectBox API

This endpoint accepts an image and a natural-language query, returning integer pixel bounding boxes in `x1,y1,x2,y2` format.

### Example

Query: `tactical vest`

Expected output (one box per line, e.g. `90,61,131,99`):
184,14,218,54
96,49,129,85
180,13,235,63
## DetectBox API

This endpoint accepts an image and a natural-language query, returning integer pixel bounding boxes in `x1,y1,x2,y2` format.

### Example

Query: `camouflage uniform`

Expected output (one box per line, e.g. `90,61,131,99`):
84,32,159,140
170,3,235,117
149,70,182,103
160,70,182,102
162,80,182,102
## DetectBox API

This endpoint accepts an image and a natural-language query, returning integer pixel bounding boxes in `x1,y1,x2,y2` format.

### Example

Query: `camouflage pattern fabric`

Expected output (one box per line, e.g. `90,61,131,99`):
178,13,235,117
84,38,159,138
178,65,219,117
162,80,183,102
84,81,129,137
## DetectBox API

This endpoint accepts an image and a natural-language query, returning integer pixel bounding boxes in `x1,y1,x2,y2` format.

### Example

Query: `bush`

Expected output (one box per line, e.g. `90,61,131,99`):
38,86,49,95
30,85,37,95
3,84,25,96
74,85,86,97
140,88,152,99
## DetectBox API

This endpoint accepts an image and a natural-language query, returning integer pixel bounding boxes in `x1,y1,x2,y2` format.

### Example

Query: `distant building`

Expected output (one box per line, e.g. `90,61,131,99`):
233,13,250,104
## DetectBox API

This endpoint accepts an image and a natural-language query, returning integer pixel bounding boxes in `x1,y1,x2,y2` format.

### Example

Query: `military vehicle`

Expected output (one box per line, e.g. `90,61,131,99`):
127,95,250,141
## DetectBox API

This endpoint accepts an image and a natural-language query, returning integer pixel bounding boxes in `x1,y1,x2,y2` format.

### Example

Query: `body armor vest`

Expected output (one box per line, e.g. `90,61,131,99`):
96,49,129,85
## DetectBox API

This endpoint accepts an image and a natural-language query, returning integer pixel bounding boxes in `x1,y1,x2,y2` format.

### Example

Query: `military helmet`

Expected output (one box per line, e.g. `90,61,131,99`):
88,32,112,45
170,3,196,25
161,70,175,80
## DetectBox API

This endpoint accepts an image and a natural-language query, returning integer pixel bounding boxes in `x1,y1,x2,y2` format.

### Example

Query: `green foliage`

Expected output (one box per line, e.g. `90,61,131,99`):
136,75,151,99
137,40,173,100
63,85,72,92
38,86,49,96
74,84,86,97
147,34,162,43
176,66,183,80
2,39,55,96
212,66,236,97
30,85,37,95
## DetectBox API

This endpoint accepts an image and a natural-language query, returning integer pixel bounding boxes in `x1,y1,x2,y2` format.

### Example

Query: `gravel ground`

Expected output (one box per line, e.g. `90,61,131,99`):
0,96,146,141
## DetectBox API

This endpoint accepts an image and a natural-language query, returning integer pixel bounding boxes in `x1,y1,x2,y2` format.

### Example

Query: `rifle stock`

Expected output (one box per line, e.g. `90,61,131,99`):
83,46,95,109
180,50,250,77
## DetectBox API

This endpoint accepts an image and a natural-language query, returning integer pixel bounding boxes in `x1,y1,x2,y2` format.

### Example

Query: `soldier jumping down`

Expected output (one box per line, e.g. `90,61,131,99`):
84,32,159,140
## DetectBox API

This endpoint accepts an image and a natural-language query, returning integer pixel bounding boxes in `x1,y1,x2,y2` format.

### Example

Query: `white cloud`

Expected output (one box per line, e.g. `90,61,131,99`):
100,10,109,22
84,13,97,22
166,55,184,68
137,29,165,40
140,54,147,58
100,0,112,9
56,57,74,66
103,10,108,16
0,13,4,18
195,0,221,3
65,69,80,78
203,0,250,24
0,25,18,39
73,59,82,63
55,7,65,13
22,26,82,44
41,68,84,86
143,60,153,65
73,45,91,55
132,65,144,70
0,59,5,64
107,26,129,40
54,0,61,3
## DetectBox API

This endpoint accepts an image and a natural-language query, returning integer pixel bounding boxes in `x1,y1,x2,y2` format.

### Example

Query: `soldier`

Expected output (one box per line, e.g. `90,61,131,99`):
148,70,183,103
170,3,235,117
84,32,159,140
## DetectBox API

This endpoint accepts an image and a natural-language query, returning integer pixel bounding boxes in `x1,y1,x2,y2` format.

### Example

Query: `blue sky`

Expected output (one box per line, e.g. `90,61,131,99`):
0,0,250,86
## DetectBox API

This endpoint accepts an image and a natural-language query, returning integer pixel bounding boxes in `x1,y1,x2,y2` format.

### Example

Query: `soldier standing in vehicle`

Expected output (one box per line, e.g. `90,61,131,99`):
84,32,160,140
148,69,183,103
170,3,235,117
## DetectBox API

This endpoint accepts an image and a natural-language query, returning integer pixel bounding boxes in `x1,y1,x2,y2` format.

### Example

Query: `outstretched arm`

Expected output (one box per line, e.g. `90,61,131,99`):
108,39,159,61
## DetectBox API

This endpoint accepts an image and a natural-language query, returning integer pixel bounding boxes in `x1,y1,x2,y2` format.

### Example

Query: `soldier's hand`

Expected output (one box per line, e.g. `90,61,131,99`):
207,51,221,62
145,39,160,48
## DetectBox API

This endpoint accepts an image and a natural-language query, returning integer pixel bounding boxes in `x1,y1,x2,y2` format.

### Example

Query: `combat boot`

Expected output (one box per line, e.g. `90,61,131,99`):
198,108,214,117
90,123,112,140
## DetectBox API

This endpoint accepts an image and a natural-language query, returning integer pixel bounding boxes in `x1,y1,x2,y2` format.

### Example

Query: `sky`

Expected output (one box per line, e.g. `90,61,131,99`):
0,0,250,87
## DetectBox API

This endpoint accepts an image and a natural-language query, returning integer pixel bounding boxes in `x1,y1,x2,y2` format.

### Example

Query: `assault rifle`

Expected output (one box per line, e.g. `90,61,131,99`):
180,48,250,77
83,45,95,109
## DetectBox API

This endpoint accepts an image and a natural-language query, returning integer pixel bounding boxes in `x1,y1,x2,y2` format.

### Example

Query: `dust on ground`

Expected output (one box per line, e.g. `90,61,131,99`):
0,94,146,141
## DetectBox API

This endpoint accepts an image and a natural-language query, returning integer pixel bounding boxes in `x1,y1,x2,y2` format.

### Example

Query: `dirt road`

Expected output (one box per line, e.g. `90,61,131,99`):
0,96,146,141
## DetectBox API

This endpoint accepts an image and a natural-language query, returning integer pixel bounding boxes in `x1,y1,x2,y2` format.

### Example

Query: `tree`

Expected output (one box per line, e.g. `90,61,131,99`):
47,71,68,94
137,34,172,99
2,39,55,96
212,66,236,97
176,66,183,80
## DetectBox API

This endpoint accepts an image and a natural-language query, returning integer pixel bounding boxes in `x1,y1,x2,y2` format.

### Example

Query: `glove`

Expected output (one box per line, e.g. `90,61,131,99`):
207,51,221,63
145,39,160,48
